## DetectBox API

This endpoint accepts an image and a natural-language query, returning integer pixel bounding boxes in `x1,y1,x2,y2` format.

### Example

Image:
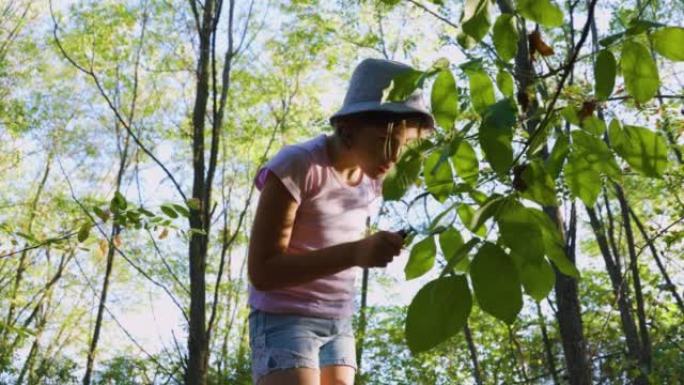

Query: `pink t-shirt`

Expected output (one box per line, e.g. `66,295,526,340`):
249,134,382,318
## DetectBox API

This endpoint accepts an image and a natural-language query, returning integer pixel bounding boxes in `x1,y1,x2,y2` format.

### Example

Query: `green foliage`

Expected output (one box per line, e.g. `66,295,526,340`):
652,27,684,61
516,0,564,27
496,201,546,265
594,50,617,100
424,150,454,202
461,0,492,42
610,122,669,177
496,69,514,97
621,40,660,103
493,14,518,62
382,147,423,201
464,65,495,115
470,242,522,324
405,275,472,353
450,138,478,187
479,99,516,177
520,160,558,206
431,69,459,130
405,235,437,280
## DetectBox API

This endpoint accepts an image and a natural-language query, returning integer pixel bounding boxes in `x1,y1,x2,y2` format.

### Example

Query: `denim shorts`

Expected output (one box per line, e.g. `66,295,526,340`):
248,308,357,384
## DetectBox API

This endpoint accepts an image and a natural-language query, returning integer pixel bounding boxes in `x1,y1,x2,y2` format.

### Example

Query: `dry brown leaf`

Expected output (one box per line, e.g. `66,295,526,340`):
98,239,108,255
579,101,597,121
529,30,554,57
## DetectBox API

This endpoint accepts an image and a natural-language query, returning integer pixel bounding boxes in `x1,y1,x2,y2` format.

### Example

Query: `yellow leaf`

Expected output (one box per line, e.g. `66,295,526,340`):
159,228,169,240
98,239,108,256
113,234,123,247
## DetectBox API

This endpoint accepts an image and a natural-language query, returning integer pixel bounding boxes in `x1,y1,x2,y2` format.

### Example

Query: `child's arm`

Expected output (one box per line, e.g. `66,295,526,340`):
248,172,402,291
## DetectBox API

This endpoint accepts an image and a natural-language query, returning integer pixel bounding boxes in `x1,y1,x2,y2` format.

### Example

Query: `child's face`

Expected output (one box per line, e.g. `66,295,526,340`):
352,119,428,179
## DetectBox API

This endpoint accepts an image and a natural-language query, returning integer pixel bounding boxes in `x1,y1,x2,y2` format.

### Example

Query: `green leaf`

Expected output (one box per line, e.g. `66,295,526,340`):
600,32,625,47
496,70,514,97
457,30,477,49
621,40,659,103
516,0,563,27
561,105,580,126
93,206,110,223
186,198,201,210
405,275,472,353
518,258,556,301
383,147,423,200
451,140,479,186
497,202,545,264
545,133,569,179
160,204,179,219
527,210,580,279
439,238,481,276
479,99,516,176
465,67,495,115
594,50,616,100
424,151,453,202
520,160,557,206
78,223,91,243
580,115,607,136
610,124,668,177
462,0,491,42
172,204,190,218
493,14,518,62
470,195,506,230
470,242,522,324
458,205,486,236
405,236,437,280
571,130,620,177
385,69,426,102
564,151,601,206
652,27,684,61
439,227,464,261
431,69,459,130
110,191,127,212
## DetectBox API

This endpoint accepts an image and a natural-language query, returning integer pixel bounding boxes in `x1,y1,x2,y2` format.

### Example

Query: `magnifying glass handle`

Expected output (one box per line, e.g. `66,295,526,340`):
398,228,413,239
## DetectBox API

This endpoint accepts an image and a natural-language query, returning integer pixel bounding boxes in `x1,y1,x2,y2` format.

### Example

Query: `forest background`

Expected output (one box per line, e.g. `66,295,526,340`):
0,0,682,384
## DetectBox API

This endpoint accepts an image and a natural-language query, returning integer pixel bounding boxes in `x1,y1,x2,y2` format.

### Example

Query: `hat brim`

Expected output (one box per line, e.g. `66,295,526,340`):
330,101,435,128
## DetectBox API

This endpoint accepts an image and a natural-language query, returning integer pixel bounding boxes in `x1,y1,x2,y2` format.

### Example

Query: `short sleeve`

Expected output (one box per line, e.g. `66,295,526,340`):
254,145,312,204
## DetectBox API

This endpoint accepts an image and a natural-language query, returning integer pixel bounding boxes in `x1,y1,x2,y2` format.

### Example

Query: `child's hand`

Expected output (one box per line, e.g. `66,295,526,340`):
354,231,404,268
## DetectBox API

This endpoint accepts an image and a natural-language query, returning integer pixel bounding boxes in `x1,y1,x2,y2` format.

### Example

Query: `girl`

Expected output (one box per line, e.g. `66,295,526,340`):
247,58,435,385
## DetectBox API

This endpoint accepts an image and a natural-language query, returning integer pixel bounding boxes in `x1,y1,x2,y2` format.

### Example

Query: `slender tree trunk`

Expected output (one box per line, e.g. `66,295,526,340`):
464,322,483,385
187,2,216,384
586,205,646,385
536,302,560,385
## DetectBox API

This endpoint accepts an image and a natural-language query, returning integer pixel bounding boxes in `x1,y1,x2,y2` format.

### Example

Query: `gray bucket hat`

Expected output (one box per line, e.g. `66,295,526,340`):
330,58,435,128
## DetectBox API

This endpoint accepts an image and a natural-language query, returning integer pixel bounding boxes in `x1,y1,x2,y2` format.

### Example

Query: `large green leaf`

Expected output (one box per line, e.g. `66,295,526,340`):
497,202,546,264
385,69,426,102
528,210,581,278
440,238,481,276
470,195,505,230
520,160,557,206
516,0,563,27
610,123,668,178
580,115,607,136
564,151,601,206
451,139,479,186
496,70,514,98
470,242,523,324
621,40,659,103
424,151,454,202
518,258,556,301
431,69,459,130
383,148,423,201
439,227,464,264
466,67,495,115
479,99,516,176
493,14,518,62
571,130,620,177
652,27,684,61
405,275,472,353
545,133,569,179
458,205,486,236
594,50,616,100
462,0,491,42
405,236,437,280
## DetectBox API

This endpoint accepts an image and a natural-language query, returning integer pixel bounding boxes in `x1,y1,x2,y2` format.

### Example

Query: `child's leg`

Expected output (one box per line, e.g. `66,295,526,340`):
320,366,355,385
259,368,319,385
